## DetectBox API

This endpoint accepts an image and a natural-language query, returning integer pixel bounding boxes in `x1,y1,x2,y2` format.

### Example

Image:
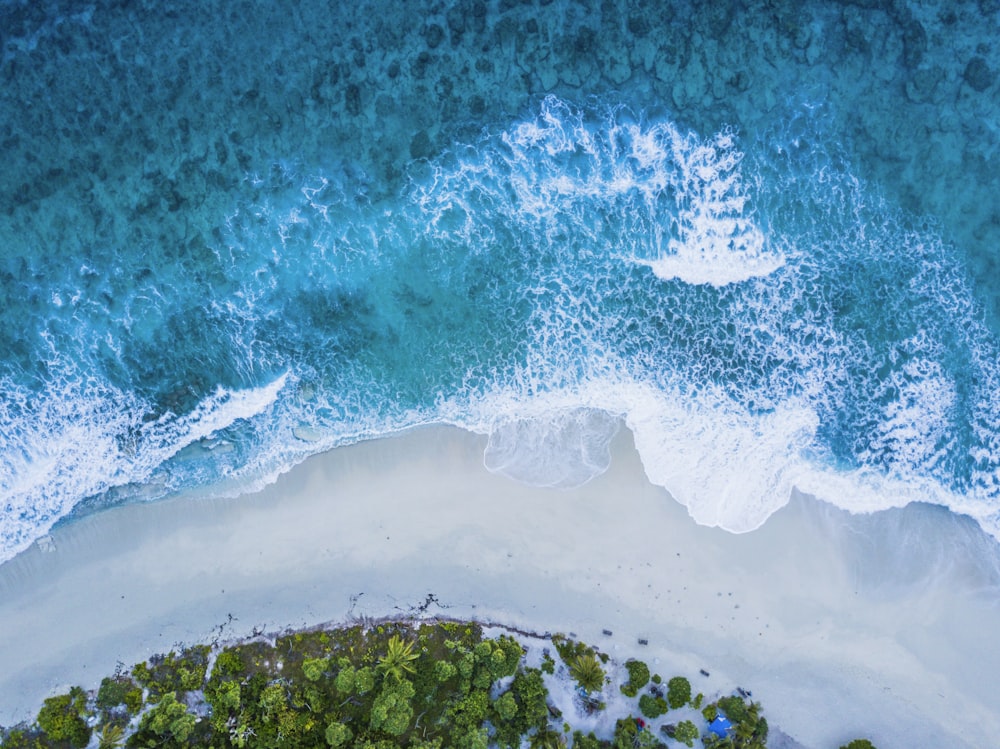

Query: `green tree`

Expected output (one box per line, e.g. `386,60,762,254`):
378,635,419,681
638,693,668,719
434,660,457,682
530,727,565,749
569,653,606,693
0,728,36,749
492,668,549,748
303,657,329,682
571,731,604,749
717,696,748,723
334,663,356,694
96,722,125,749
666,676,691,709
451,726,489,749
613,717,661,749
324,722,353,747
674,720,699,748
370,677,416,736
335,663,374,695
96,676,142,716
840,742,877,749
132,692,196,747
494,691,519,722
36,688,91,748
620,660,650,698
451,689,489,729
488,636,523,679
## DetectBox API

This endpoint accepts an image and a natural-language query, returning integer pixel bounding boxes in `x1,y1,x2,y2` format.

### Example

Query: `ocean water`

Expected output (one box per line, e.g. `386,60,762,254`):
1,0,999,564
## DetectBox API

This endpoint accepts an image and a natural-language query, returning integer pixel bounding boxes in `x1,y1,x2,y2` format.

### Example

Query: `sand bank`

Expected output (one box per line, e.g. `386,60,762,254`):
1,426,998,748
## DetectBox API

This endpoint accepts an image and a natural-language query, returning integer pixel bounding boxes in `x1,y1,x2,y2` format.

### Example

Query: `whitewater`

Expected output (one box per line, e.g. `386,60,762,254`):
2,0,1000,565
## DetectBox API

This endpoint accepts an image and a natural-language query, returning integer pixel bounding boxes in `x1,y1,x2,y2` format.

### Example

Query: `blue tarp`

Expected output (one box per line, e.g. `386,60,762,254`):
708,715,733,738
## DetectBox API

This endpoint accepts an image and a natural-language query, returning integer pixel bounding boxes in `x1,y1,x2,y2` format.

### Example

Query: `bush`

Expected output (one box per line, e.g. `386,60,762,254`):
541,653,556,675
96,676,143,717
666,676,691,709
674,720,698,747
840,742,877,749
303,656,329,682
638,693,668,719
572,731,603,749
625,660,650,689
132,692,196,745
132,647,210,700
325,722,353,747
717,695,748,723
620,660,649,697
36,688,90,748
0,728,36,748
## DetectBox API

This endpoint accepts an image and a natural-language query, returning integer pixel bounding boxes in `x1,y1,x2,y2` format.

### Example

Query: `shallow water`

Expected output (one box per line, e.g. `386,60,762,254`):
1,0,999,563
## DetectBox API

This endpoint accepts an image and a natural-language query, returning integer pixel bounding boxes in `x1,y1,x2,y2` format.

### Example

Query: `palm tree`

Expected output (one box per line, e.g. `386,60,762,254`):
378,635,419,681
96,722,125,749
529,727,566,749
568,653,605,693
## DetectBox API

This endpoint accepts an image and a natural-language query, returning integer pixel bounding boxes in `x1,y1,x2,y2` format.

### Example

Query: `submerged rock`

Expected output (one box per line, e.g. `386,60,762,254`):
963,56,994,92
905,65,944,104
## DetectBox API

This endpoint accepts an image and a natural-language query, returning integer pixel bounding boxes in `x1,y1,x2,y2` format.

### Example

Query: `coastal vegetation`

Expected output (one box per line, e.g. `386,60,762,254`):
0,619,877,749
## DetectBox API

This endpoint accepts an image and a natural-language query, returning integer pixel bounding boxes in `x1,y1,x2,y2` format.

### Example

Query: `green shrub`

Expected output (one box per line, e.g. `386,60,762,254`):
624,660,650,689
674,719,698,747
325,722,353,747
36,688,90,748
370,677,416,736
666,676,691,710
620,659,649,697
571,731,604,749
840,741,877,749
132,647,210,700
638,693,668,719
717,695,748,723
96,676,143,717
212,649,244,677
132,692,196,745
541,652,556,675
494,691,519,722
651,674,661,684
303,656,329,682
434,660,457,682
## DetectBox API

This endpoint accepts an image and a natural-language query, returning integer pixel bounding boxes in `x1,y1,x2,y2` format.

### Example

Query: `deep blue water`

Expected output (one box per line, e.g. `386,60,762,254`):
1,0,999,562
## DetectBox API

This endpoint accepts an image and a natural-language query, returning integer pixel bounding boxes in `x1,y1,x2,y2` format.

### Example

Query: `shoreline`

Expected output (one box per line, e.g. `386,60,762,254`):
1,425,999,747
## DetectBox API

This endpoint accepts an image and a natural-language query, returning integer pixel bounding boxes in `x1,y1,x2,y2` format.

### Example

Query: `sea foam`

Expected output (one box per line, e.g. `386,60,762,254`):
0,367,288,564
3,96,1000,563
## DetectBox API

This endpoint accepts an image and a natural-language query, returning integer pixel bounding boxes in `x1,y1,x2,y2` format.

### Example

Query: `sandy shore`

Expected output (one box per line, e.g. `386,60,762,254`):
1,425,999,748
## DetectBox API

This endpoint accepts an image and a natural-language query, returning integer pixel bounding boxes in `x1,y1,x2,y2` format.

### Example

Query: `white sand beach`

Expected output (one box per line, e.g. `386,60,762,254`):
1,425,998,748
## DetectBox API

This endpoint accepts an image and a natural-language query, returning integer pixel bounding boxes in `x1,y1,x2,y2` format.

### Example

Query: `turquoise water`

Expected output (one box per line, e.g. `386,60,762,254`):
1,0,999,562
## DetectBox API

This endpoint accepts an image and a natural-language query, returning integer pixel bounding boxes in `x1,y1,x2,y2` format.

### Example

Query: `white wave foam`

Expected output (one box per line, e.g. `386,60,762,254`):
139,372,289,460
0,369,289,564
26,95,989,557
483,407,620,488
495,96,781,286
402,98,1000,539
625,385,818,530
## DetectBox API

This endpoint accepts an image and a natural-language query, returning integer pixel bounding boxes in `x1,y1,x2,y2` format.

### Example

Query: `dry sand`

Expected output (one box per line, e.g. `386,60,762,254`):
1,425,999,748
